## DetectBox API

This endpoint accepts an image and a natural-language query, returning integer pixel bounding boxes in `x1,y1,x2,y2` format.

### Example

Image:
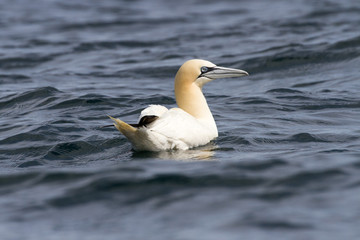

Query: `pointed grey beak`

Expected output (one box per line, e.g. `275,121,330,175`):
202,66,249,80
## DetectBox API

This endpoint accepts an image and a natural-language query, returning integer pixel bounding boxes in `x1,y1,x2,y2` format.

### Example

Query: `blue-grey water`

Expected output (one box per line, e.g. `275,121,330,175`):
1,0,360,239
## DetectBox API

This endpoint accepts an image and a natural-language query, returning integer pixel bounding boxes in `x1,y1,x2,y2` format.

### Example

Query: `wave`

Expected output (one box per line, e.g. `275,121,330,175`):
0,157,354,211
0,87,61,112
72,40,166,52
57,17,187,31
0,74,31,84
242,35,360,73
0,53,63,69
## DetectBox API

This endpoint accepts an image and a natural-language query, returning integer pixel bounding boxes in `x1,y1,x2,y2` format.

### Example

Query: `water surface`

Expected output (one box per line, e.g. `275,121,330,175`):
1,0,360,239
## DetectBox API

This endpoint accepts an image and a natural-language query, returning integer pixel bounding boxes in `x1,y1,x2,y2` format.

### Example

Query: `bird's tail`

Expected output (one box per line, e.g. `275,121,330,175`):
108,116,137,136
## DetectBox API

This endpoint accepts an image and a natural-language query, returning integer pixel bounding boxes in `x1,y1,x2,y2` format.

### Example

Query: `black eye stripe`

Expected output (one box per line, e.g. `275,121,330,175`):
198,66,216,78
201,66,215,73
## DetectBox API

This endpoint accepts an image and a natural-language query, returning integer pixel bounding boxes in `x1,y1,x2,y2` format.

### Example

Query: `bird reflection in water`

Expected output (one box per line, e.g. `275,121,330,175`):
131,142,217,161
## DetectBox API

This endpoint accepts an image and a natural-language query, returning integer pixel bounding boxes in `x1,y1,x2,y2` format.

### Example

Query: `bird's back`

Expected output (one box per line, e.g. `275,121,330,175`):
127,107,217,151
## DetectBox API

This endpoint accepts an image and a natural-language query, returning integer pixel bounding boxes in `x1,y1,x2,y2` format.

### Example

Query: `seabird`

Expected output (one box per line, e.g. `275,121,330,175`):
109,59,248,151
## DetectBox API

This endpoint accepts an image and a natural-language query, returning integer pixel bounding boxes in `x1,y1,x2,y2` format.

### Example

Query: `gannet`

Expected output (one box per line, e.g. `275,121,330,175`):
109,59,248,151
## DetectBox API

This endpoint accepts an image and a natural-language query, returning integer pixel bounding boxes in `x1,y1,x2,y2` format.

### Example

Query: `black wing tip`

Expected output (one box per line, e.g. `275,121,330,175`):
136,115,159,128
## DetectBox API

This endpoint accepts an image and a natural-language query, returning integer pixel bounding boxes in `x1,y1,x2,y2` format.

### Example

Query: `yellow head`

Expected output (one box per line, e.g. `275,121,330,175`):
174,59,248,119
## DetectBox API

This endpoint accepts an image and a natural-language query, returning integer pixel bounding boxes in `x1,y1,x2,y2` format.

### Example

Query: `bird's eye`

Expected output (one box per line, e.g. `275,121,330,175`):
201,66,208,73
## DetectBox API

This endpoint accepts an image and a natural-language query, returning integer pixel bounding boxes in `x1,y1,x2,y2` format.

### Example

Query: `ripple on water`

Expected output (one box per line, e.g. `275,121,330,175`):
1,0,360,239
268,168,348,196
0,53,62,69
243,39,360,73
0,74,31,84
0,87,61,109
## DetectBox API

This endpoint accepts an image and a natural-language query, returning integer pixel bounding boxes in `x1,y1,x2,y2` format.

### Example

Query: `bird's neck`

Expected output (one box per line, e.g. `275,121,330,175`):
175,83,217,130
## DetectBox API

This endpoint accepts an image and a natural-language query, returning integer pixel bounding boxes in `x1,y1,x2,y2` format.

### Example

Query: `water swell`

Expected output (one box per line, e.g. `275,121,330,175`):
1,0,360,238
269,168,347,188
0,53,63,69
73,40,169,52
243,35,360,73
0,159,350,210
0,87,140,114
57,17,188,31
46,172,267,208
0,74,31,84
0,87,60,110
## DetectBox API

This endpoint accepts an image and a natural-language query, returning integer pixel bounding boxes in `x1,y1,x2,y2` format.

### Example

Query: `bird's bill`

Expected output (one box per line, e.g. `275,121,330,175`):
203,66,249,79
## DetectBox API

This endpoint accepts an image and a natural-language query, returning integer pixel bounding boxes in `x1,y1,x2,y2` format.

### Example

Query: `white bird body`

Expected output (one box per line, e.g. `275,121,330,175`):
110,59,248,152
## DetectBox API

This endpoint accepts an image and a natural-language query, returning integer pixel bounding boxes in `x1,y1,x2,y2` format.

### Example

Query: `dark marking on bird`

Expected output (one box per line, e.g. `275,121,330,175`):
130,115,159,128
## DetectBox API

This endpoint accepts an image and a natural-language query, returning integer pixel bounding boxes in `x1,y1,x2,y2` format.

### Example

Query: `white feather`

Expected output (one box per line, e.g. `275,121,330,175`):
138,104,168,122
134,107,217,151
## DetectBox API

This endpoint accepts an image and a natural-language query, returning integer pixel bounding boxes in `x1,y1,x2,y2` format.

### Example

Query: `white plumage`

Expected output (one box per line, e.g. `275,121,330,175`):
137,104,168,122
109,59,248,151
